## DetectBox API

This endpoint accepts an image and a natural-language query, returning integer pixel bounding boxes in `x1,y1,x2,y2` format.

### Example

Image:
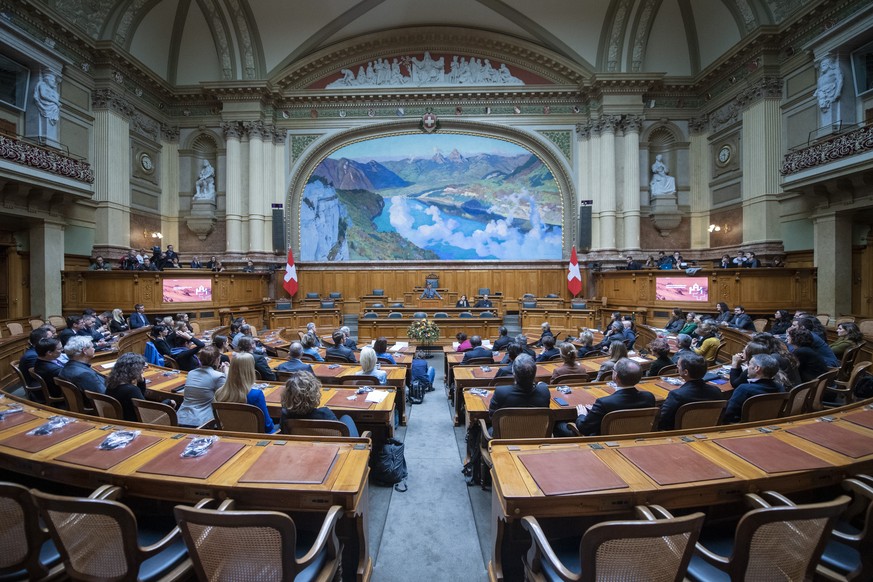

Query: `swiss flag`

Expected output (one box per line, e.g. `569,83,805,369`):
283,248,298,296
567,246,582,297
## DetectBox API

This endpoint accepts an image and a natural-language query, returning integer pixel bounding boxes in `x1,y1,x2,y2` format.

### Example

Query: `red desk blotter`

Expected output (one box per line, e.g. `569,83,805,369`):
713,435,832,473
0,421,93,454
239,444,339,484
326,391,374,409
55,434,162,470
0,411,39,431
786,422,873,459
517,449,628,496
618,443,733,486
843,410,873,431
136,439,245,479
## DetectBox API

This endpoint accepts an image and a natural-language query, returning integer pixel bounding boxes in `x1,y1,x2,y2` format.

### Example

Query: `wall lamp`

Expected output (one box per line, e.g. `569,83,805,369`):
708,224,731,233
144,230,163,240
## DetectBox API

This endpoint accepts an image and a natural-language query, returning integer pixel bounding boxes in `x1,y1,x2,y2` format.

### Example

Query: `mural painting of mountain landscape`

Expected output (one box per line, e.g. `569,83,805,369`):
300,134,563,261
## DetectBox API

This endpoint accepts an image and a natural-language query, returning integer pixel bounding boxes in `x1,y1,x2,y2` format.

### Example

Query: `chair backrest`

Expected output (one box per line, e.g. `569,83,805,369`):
413,312,427,319
753,318,769,332
341,375,381,386
490,408,554,439
816,314,831,327
305,292,319,299
740,392,789,423
570,301,587,309
425,276,439,288
479,311,494,318
545,293,559,298
85,390,124,420
372,289,384,296
28,367,64,408
781,379,817,417
132,398,178,426
601,407,659,435
377,355,395,365
658,363,679,376
300,353,317,362
0,481,59,580
551,373,592,385
162,354,179,370
47,315,66,329
488,377,516,387
459,312,473,318
846,361,873,393
325,355,350,363
674,400,726,430
329,292,341,299
464,357,494,366
478,287,491,295
522,293,535,299
212,401,265,433
387,312,402,319
54,377,93,415
174,503,342,582
707,341,726,365
282,418,350,437
433,312,448,318
10,361,42,402
6,322,24,336
522,301,537,309
390,302,404,308
363,312,378,319
189,321,201,334
320,300,335,308
28,318,44,330
837,343,864,382
826,476,873,581
857,320,873,336
807,367,844,412
726,494,850,581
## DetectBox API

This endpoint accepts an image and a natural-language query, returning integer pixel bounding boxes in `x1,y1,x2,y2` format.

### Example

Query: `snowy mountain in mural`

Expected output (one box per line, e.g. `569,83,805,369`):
300,134,562,261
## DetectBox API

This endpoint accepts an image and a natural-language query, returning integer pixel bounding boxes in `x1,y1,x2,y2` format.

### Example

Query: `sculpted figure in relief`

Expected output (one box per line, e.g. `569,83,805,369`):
813,56,843,112
33,71,61,125
194,160,216,200
649,155,677,197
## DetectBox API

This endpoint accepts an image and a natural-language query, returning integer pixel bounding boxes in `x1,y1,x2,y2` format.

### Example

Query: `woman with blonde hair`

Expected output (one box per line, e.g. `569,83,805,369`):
550,342,585,383
109,308,129,333
596,341,628,381
280,371,358,436
356,346,387,384
214,352,274,432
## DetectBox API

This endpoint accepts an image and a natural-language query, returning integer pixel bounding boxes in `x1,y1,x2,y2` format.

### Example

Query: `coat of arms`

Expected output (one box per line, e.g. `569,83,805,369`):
420,112,439,133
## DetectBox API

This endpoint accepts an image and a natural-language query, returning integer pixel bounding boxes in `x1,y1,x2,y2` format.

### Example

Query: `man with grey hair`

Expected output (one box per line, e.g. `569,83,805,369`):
275,341,314,374
559,358,654,436
306,322,322,347
340,325,357,351
724,353,784,422
670,333,696,364
58,335,106,394
488,354,550,416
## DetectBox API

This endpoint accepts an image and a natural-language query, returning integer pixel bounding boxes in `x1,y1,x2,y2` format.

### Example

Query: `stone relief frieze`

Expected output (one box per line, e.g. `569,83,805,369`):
92,89,134,118
631,0,658,73
49,0,115,39
133,111,160,141
606,0,632,72
708,77,782,133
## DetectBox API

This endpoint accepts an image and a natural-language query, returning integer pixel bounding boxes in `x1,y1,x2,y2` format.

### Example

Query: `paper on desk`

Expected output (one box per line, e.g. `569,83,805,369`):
481,340,493,348
365,390,390,403
452,342,459,350
630,357,649,363
390,342,408,352
101,361,116,369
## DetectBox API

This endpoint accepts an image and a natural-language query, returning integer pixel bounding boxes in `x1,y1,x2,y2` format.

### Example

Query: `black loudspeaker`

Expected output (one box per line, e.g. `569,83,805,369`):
578,201,593,251
271,204,285,253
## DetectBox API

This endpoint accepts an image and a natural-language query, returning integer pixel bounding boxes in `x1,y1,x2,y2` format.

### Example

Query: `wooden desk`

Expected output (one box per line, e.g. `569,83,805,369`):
357,316,502,346
520,307,596,337
0,395,373,582
267,308,343,332
487,400,873,581
308,362,409,426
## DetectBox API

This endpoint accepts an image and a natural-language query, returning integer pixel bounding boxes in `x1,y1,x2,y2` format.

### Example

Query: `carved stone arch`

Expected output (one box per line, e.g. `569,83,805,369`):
640,121,684,148
286,120,577,259
627,0,660,73
184,129,225,152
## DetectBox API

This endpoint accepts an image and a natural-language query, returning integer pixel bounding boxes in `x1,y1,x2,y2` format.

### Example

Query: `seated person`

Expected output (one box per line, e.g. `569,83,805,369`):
34,337,64,399
275,342,314,374
717,254,732,269
280,371,358,436
190,256,203,269
595,322,623,350
214,352,274,433
714,302,733,325
242,260,255,272
791,316,838,366
602,311,622,334
177,346,228,427
726,306,755,331
326,330,356,363
646,338,674,377
456,294,470,308
535,335,559,362
488,354,550,416
576,331,599,358
558,358,654,436
306,322,323,346
129,304,150,329
237,336,276,381
657,354,723,430
620,318,637,348
150,324,205,372
745,252,761,268
301,332,325,362
664,308,685,333
787,327,829,383
723,354,784,423
462,335,494,363
492,326,512,351
455,332,472,352
770,309,792,335
535,322,554,347
357,346,387,385
109,308,129,333
373,337,396,364
340,326,357,351
420,283,441,299
89,256,112,271
104,352,148,422
550,342,585,382
732,252,748,266
411,350,436,385
59,336,106,394
830,322,864,359
692,322,721,362
625,256,643,270
670,334,696,364
678,312,699,336
20,326,53,387
474,294,493,308
496,343,523,378
211,335,231,365
596,341,627,381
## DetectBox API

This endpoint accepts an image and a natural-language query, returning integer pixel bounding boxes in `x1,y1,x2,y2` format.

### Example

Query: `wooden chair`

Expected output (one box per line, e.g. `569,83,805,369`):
212,401,266,433
274,346,289,360
341,375,381,386
859,321,873,336
752,318,769,332
189,321,201,334
6,322,24,336
706,341,726,365
600,407,659,435
459,312,473,318
522,505,705,582
686,491,850,582
433,312,448,318
413,312,427,319
487,376,515,387
161,355,180,370
656,363,678,376
824,362,872,407
780,378,818,417
10,361,44,403
85,390,123,420
54,377,94,415
28,318,45,330
836,344,864,383
807,368,843,412
479,408,554,481
551,372,592,385
32,485,207,582
325,355,349,363
281,418,371,440
174,500,343,582
674,400,726,430
300,353,317,362
818,474,873,582
0,481,64,581
740,392,789,423
27,368,66,409
47,316,66,330
816,314,831,327
463,356,495,366
132,398,178,426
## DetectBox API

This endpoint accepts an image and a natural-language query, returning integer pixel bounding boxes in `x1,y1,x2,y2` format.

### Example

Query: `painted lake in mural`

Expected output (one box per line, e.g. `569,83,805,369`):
300,133,562,261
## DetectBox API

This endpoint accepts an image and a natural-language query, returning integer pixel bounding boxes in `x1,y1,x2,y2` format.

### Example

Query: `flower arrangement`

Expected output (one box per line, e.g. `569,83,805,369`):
407,318,440,346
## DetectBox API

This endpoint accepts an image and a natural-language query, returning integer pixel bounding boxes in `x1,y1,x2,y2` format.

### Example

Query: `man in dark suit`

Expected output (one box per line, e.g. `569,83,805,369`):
535,322,554,347
129,304,150,329
562,358,655,436
625,255,643,270
724,353,784,422
535,335,559,362
462,335,493,363
34,337,64,399
488,354,550,416
326,330,356,363
340,326,358,351
58,315,87,346
238,336,276,381
657,354,724,430
495,343,522,378
275,342,314,374
726,305,755,331
474,294,493,308
492,326,512,351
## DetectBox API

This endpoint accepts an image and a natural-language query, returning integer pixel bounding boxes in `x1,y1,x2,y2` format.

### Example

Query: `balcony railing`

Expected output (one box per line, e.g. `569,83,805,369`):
0,133,94,184
781,122,873,176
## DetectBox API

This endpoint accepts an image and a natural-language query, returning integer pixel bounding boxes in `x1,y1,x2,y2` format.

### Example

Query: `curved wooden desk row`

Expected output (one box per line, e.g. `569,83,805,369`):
0,394,373,582
357,316,502,346
486,399,873,582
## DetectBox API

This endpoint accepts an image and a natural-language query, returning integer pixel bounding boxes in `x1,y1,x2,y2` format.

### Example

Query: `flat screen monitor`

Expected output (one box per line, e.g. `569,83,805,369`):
655,276,709,302
162,278,212,303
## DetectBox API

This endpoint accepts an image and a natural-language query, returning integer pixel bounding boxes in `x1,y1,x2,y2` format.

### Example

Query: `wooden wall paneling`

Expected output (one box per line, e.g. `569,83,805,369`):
0,333,29,388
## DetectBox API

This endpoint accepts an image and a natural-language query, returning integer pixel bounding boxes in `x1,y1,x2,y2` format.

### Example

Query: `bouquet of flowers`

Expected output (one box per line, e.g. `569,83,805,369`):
407,319,440,346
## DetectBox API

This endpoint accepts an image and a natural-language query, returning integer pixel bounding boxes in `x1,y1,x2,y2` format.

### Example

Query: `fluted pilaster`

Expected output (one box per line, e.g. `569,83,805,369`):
741,97,782,244
223,122,244,253
92,108,130,247
598,116,619,251
621,115,641,251
689,116,711,249
247,121,266,252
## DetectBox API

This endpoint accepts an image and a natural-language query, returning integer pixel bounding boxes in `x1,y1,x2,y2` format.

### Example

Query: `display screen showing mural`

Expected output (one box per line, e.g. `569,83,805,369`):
162,279,212,303
300,133,562,261
655,277,709,302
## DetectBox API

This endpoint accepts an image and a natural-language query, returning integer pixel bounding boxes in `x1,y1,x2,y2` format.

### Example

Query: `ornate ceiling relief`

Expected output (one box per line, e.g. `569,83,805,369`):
199,0,234,81
49,0,115,39
606,0,632,72
735,0,759,31
225,0,258,80
631,0,658,73
114,0,150,45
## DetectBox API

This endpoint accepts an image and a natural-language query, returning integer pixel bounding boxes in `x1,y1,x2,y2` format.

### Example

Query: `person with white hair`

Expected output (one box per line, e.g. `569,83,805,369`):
58,335,106,394
340,325,357,350
356,346,387,384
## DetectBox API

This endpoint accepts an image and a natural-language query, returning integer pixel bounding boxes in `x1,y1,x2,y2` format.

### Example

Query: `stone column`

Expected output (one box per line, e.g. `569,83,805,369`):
814,212,851,317
741,79,783,245
30,220,64,317
223,122,244,253
598,116,619,251
159,126,180,247
621,115,641,252
689,116,711,249
91,89,132,251
589,122,602,250
246,121,266,253
575,122,593,250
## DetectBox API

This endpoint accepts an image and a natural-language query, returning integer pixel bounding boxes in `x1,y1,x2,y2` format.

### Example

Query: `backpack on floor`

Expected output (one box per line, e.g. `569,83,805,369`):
408,378,429,404
372,438,408,490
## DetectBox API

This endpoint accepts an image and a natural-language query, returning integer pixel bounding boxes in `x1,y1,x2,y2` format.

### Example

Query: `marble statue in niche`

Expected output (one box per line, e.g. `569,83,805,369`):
813,55,843,113
649,154,677,197
33,70,60,125
194,160,216,200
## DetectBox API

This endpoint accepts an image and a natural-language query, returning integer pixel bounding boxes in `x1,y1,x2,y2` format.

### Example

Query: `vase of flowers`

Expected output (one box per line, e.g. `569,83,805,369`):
407,319,439,357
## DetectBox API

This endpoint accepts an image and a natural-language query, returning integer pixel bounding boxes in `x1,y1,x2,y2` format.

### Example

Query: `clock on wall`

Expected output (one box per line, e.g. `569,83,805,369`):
139,152,154,173
716,144,732,166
